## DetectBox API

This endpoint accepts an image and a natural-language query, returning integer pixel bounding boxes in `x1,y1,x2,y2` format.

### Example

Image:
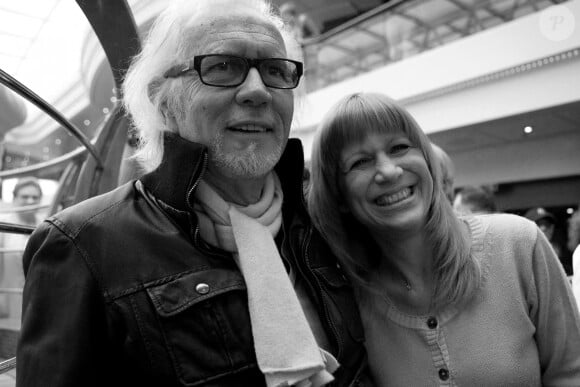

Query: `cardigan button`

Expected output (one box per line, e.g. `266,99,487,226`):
438,368,449,381
195,283,210,295
427,316,438,329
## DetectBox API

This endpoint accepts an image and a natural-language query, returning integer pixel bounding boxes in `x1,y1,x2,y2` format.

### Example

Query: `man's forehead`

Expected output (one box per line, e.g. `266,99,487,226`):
186,13,285,53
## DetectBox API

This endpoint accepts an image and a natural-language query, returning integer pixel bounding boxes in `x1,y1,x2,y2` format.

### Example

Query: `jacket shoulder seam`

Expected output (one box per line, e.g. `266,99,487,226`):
50,198,129,239
45,218,112,302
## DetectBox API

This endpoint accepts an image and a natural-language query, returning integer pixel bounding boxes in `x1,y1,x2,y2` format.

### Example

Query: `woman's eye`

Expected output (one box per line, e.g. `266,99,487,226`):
350,158,372,169
391,143,411,154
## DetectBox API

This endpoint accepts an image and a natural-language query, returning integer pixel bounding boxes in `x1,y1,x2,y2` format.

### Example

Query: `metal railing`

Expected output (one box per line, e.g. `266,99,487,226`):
301,0,562,91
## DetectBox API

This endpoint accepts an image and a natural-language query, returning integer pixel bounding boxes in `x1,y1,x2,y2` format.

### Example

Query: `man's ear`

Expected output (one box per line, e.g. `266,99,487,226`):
147,77,163,102
160,102,179,132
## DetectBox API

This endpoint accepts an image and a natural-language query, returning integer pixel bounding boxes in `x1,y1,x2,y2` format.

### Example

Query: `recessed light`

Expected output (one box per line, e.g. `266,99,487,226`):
567,208,574,215
523,126,533,134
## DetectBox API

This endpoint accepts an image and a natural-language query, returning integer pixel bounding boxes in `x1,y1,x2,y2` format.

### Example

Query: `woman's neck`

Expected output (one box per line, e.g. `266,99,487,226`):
371,230,435,298
374,230,431,270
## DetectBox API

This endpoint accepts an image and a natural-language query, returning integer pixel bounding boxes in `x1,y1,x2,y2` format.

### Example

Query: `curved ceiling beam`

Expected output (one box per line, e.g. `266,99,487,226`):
76,0,141,93
0,68,103,168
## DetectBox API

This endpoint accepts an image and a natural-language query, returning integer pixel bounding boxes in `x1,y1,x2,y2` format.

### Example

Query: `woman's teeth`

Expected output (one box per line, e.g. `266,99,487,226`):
375,187,412,206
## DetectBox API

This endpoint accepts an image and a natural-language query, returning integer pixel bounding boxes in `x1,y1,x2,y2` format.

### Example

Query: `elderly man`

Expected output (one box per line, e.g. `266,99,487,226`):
16,1,368,386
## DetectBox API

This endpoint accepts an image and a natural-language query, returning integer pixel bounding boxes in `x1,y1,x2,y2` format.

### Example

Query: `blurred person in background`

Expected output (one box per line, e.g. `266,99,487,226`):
431,143,454,204
308,92,580,386
525,207,569,274
7,177,44,226
453,185,497,215
279,1,320,42
0,177,43,319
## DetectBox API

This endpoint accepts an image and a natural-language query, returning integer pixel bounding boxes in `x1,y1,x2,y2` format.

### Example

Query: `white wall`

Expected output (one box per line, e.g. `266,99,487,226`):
293,0,580,134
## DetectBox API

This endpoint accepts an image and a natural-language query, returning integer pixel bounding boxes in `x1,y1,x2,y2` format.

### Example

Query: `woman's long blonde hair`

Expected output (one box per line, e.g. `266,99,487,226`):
308,92,480,306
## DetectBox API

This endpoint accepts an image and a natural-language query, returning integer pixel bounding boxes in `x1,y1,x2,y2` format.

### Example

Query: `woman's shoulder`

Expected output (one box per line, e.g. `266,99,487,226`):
470,213,537,238
462,213,539,256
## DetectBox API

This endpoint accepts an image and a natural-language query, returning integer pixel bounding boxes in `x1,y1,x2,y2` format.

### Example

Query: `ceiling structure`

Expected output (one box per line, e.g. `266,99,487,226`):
430,101,580,154
271,0,565,91
0,0,93,110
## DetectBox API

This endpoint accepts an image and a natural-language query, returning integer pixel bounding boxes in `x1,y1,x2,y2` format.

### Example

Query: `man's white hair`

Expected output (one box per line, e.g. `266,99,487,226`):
122,0,301,172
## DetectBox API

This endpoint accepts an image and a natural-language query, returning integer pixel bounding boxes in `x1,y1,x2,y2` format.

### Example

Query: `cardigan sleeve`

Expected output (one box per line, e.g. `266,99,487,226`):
529,225,580,386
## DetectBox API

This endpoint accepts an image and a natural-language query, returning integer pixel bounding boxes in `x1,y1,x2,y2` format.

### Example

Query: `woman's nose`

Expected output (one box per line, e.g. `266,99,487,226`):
374,153,402,183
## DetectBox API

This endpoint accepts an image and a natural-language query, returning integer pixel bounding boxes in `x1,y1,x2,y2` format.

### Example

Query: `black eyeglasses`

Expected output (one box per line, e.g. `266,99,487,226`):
163,54,303,89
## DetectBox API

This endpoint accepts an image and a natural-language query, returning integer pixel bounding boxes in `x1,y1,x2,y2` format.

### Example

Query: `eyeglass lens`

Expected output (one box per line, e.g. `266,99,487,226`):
199,55,299,88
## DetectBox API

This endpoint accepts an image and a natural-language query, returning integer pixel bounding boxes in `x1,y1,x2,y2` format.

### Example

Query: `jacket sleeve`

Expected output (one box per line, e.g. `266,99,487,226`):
17,220,112,387
529,225,580,385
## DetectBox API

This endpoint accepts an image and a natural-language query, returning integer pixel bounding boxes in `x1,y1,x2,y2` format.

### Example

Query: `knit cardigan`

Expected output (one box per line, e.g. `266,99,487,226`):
361,214,580,387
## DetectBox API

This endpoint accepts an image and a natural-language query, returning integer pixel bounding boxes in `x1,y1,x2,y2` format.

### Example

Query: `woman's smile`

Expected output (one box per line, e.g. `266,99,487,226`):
374,186,413,206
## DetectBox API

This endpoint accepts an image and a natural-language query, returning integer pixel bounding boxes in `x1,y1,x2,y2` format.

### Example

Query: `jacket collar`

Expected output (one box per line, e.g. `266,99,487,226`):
140,132,306,212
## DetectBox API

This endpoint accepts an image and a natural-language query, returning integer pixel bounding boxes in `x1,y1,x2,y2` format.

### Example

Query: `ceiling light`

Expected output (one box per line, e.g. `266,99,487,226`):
523,126,533,134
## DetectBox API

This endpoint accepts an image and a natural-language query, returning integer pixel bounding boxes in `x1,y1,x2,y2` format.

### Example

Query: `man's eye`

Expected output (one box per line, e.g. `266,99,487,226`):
267,65,283,76
209,61,231,72
265,64,291,81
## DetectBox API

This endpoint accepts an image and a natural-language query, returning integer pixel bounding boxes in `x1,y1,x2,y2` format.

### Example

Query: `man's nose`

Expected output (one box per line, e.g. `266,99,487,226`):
235,68,272,106
374,153,402,183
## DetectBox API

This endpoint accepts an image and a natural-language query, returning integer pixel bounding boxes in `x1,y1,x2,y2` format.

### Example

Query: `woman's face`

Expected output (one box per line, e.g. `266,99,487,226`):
339,131,433,237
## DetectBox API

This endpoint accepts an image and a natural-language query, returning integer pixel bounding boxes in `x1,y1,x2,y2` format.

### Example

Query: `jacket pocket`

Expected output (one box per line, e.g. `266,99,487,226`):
145,268,258,386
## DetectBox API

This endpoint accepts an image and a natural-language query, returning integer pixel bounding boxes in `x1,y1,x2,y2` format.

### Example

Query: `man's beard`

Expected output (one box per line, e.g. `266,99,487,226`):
209,134,284,178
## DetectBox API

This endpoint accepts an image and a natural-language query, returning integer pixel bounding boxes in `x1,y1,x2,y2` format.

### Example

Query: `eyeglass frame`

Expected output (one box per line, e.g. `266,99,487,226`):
163,54,304,89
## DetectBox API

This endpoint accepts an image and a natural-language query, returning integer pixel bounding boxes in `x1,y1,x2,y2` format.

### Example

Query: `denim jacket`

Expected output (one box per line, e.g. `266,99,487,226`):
17,134,369,387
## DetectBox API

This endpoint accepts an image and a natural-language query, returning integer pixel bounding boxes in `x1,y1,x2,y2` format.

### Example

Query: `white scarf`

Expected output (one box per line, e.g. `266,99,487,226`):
193,172,338,387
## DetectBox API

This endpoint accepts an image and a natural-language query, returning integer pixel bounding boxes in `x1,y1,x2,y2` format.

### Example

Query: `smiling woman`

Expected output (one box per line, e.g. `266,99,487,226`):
339,131,433,238
308,92,580,386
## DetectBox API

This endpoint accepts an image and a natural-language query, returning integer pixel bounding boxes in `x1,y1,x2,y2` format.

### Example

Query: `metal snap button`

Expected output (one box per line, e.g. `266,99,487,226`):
195,283,210,295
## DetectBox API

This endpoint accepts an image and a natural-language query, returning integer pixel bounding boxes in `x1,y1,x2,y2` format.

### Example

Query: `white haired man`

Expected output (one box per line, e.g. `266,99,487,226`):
16,1,369,386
